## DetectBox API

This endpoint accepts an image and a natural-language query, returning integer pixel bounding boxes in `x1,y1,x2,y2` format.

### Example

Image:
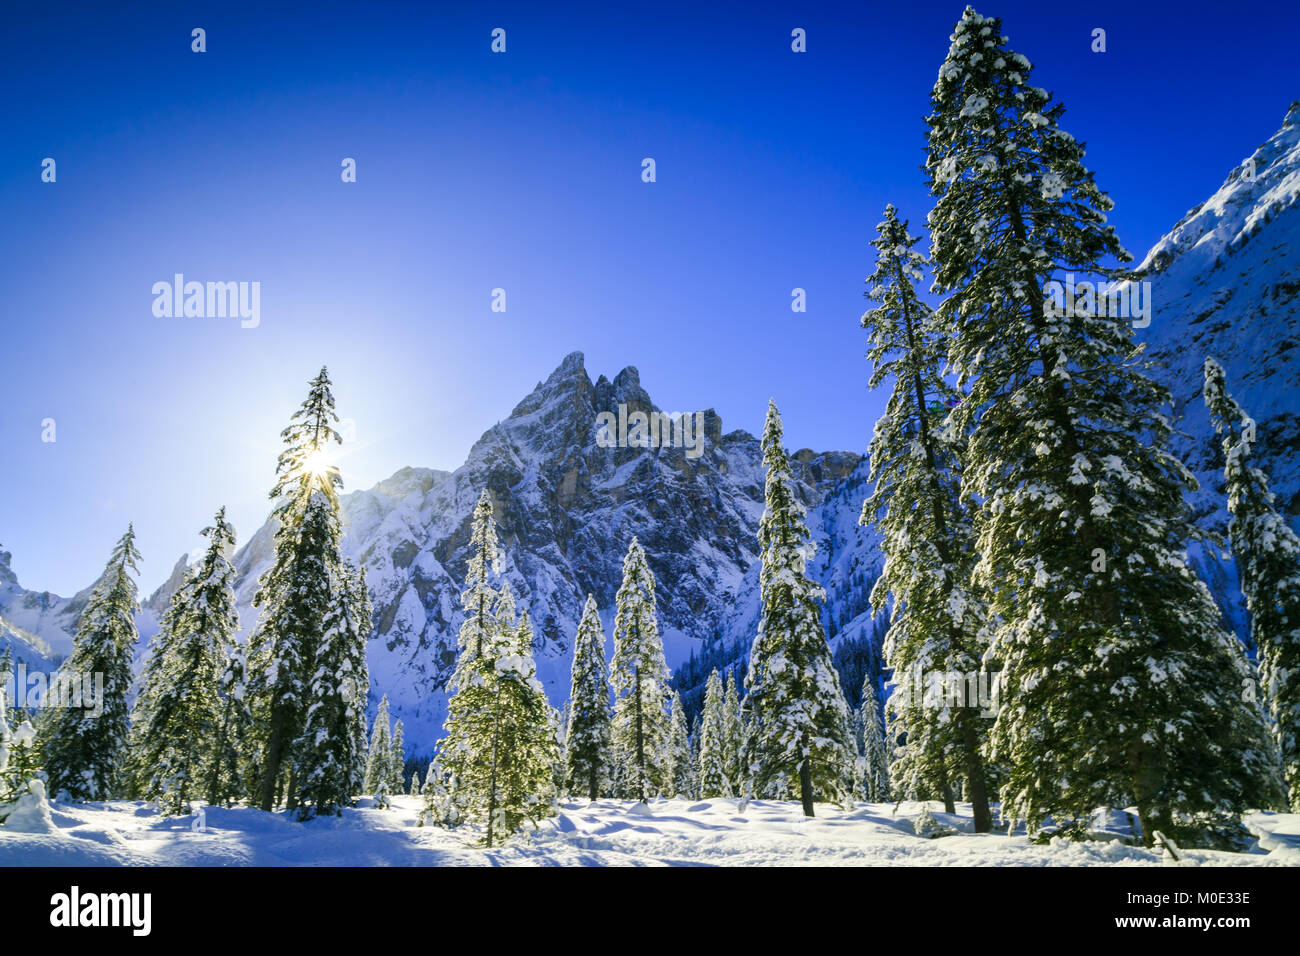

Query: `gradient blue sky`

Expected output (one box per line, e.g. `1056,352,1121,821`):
3,0,1298,595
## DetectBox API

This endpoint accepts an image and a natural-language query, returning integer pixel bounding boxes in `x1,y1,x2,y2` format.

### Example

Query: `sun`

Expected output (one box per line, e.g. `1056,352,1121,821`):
302,446,335,480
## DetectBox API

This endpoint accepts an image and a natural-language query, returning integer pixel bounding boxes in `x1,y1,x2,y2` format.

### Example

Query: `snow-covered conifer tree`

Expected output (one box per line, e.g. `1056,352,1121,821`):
388,719,406,796
860,204,992,829
129,509,238,814
438,493,557,843
564,594,613,800
610,537,672,802
38,526,141,802
461,489,501,661
364,694,394,800
722,670,744,795
418,758,458,827
859,673,891,803
1205,357,1299,809
0,649,43,822
696,670,731,798
743,402,858,816
926,7,1279,841
665,690,693,798
245,367,346,811
209,640,251,807
296,559,372,817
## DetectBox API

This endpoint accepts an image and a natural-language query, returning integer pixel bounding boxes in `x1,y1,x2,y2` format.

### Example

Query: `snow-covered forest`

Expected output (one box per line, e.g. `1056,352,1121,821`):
3,6,1300,867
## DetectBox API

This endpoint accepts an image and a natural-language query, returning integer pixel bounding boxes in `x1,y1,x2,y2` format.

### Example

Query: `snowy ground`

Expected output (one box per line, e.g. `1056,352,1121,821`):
1,796,1298,867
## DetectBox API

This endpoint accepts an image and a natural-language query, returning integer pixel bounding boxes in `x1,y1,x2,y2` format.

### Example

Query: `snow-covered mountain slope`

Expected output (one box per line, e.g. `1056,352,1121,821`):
0,549,83,674
1134,100,1300,527
1126,100,1300,641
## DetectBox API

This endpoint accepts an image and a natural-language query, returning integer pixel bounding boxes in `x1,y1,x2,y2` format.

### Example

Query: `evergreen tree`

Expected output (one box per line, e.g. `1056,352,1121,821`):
722,670,744,795
436,492,557,844
665,690,693,798
926,7,1280,841
364,694,394,802
346,566,373,786
388,719,406,796
188,508,251,809
461,489,501,661
419,758,458,827
409,771,420,796
491,608,559,839
246,367,346,811
296,559,372,818
209,640,251,808
697,670,731,798
431,491,502,828
1204,357,1299,809
38,526,141,802
0,649,43,821
564,594,613,800
860,204,992,830
859,673,891,803
610,537,672,801
128,510,238,814
743,402,858,816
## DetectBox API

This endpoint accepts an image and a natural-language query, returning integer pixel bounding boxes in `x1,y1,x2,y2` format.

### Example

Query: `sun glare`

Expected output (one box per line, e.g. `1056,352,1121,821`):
302,446,334,479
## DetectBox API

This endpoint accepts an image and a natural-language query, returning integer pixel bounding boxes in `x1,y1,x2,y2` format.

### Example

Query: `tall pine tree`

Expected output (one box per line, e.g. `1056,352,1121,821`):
38,526,141,802
743,402,857,816
564,594,613,800
927,7,1279,841
610,537,672,802
246,367,346,811
1204,357,1299,809
860,204,992,830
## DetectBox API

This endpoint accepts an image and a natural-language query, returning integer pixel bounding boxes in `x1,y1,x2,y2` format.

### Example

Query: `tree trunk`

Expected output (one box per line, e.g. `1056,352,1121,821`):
799,732,815,817
207,709,229,806
259,711,287,811
634,665,646,803
938,764,956,814
960,717,992,832
486,679,504,846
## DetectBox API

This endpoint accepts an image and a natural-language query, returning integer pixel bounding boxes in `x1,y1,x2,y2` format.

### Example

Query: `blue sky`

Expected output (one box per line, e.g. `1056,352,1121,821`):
2,0,1298,594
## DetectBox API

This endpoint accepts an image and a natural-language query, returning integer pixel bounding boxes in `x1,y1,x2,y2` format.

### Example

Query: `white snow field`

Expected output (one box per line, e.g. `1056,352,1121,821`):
2,796,1297,867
